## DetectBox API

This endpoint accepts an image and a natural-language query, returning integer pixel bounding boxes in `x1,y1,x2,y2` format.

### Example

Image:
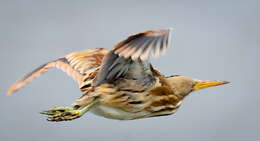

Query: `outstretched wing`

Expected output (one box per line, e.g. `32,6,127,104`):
93,28,172,86
7,48,108,95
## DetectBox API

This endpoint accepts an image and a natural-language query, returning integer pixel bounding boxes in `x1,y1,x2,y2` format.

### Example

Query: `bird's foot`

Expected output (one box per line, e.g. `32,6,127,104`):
41,98,99,122
41,106,83,122
48,109,82,122
41,106,76,115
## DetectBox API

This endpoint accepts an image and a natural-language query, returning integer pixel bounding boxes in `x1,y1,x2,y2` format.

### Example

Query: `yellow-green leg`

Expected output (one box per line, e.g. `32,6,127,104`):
41,98,99,122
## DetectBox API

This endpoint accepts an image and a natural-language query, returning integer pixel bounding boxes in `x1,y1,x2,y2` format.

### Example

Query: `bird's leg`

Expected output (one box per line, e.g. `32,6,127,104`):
41,98,99,122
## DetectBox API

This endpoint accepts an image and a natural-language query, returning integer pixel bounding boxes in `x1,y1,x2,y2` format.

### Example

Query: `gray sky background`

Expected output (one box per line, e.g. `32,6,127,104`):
0,0,259,141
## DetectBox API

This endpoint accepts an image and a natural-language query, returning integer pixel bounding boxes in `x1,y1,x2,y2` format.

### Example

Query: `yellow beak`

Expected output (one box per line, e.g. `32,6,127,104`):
193,80,229,90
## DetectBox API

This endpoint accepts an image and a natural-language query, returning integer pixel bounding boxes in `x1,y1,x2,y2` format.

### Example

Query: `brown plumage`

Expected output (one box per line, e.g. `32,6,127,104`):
7,28,229,121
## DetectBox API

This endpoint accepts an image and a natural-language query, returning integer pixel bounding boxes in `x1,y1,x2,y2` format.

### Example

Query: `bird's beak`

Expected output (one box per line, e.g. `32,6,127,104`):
193,80,229,91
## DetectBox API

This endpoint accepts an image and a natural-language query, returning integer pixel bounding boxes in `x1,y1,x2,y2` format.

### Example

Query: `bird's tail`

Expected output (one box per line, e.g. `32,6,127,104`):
7,58,81,95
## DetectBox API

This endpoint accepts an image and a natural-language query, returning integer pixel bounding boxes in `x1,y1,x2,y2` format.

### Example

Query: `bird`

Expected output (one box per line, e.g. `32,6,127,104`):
7,28,229,122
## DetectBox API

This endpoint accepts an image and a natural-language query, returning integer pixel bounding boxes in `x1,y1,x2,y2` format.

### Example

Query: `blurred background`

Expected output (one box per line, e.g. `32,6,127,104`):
0,0,259,141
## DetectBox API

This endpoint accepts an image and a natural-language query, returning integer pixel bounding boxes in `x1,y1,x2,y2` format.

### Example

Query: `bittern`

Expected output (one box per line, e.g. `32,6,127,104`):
7,28,229,122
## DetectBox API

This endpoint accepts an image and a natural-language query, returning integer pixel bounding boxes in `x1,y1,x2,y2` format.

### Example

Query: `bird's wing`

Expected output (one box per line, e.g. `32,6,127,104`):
93,28,172,86
7,48,108,95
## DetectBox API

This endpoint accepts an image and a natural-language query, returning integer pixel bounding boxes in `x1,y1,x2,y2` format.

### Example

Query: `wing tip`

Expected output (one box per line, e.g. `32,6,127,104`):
168,27,173,31
7,85,18,95
167,27,173,49
7,91,14,95
114,28,174,61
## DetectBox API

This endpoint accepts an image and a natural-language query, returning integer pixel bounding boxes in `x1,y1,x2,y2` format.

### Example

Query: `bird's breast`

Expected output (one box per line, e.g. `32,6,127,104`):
90,104,151,120
90,98,182,120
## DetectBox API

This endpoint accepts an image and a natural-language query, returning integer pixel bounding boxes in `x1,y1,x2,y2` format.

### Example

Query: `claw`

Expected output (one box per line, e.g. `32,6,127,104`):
40,106,75,115
41,106,83,122
47,110,81,121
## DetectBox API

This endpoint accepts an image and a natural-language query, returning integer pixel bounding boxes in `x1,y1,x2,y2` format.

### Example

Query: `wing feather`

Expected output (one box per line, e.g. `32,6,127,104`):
94,28,172,86
7,48,108,95
113,28,172,61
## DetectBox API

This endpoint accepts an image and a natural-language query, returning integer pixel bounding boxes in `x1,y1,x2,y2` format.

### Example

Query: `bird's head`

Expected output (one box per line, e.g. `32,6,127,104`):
166,75,229,97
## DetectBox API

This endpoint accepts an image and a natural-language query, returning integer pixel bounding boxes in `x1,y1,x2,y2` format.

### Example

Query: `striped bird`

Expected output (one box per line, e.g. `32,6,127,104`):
7,29,229,121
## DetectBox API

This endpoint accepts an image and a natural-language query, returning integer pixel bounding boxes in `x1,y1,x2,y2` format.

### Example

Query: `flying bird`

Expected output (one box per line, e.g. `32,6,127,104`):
7,28,229,122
